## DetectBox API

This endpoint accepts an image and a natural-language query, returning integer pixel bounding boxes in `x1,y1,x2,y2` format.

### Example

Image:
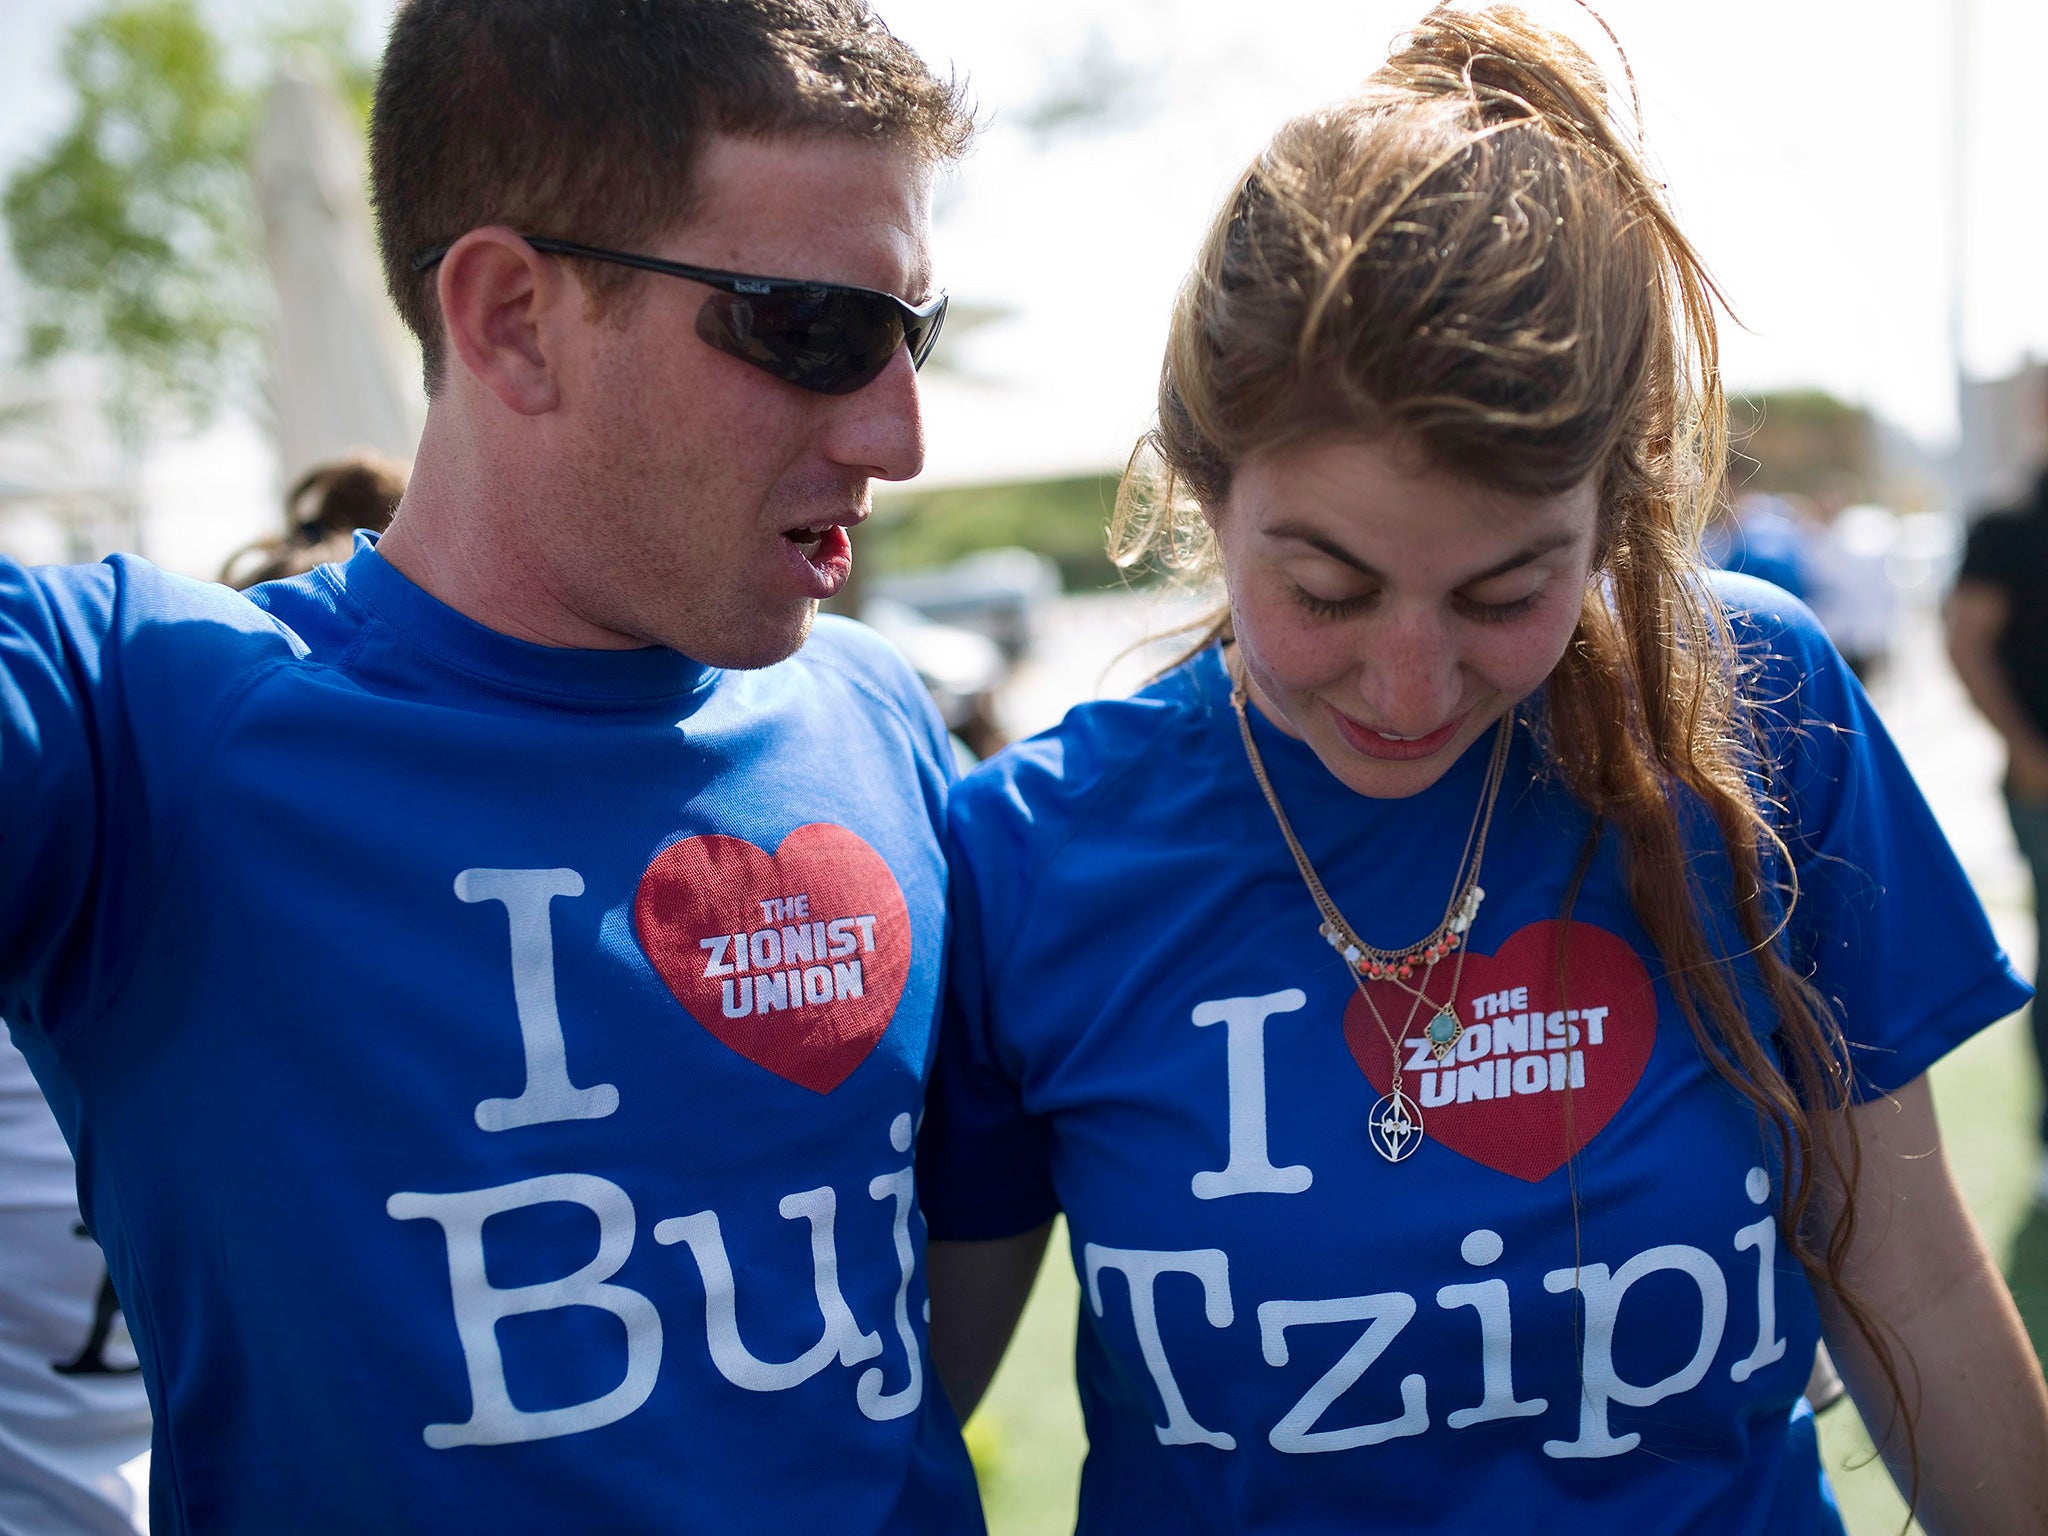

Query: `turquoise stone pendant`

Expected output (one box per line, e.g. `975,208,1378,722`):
1426,1007,1462,1063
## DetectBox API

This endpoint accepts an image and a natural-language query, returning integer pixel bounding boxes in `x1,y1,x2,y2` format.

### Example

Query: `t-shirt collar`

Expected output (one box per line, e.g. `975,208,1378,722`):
333,532,720,712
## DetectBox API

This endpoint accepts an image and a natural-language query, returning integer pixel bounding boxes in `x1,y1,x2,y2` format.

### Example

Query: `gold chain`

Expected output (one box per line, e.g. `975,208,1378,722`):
1227,661,1515,1162
1228,669,1512,980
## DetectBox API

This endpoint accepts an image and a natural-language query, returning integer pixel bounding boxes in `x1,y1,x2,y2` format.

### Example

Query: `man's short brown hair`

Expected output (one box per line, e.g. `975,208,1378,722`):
369,0,972,392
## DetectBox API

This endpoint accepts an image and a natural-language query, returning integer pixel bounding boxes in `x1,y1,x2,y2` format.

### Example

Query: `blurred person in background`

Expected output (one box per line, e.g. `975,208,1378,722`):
217,451,408,588
920,6,2048,1532
1704,488,1812,601
1948,452,2048,1205
0,1,986,1532
0,1033,150,1536
1800,489,1898,687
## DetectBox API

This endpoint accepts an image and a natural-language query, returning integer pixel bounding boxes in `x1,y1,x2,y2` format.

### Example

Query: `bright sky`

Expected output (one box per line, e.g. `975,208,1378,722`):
883,0,2048,477
1,0,2044,567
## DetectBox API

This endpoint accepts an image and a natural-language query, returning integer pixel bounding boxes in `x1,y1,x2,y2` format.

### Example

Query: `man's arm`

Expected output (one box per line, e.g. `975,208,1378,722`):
925,1222,1054,1423
1810,1076,2048,1534
1945,579,2048,796
0,562,107,1007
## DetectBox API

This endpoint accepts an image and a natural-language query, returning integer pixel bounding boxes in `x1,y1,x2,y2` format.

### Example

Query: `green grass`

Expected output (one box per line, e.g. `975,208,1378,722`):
868,474,1127,592
962,1016,2046,1536
965,1238,1086,1534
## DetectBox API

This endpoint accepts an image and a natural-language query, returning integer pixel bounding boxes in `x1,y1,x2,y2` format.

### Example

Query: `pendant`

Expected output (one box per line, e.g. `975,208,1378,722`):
1426,1006,1463,1063
1367,1087,1424,1163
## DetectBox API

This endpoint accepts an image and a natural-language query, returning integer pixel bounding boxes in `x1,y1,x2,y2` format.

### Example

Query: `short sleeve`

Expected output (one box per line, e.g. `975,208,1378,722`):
1733,577,2031,1094
804,613,958,823
0,560,114,1027
0,557,291,1036
1955,512,2019,592
916,788,1060,1242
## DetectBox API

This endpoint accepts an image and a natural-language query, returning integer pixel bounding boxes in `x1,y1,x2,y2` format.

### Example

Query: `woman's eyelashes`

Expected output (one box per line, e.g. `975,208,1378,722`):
1288,582,1546,622
1292,585,1373,619
1455,589,1543,623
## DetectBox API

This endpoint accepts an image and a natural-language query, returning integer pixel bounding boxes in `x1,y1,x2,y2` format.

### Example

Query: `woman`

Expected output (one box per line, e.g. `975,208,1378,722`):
918,6,2048,1532
217,451,408,589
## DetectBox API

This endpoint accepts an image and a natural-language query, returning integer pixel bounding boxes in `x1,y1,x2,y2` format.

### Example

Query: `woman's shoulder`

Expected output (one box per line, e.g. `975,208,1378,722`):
1705,567,1858,719
1705,567,1888,843
1707,566,1829,653
950,648,1224,859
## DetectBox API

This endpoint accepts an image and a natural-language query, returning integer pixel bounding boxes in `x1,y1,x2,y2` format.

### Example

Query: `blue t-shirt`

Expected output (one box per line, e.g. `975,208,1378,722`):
921,575,2024,1534
0,540,984,1535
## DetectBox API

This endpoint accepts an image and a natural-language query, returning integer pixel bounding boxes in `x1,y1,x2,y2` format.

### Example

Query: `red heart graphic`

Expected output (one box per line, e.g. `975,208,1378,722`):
634,824,911,1094
1345,920,1655,1181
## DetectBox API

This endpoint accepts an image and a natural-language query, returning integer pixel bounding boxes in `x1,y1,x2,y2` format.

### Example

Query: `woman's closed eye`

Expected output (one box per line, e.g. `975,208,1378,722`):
1291,583,1374,619
1453,570,1552,623
1290,574,1552,623
1453,588,1543,623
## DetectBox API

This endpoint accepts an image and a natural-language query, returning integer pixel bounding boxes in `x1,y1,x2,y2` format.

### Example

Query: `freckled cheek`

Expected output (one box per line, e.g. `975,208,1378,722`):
1232,588,1357,695
1471,609,1582,696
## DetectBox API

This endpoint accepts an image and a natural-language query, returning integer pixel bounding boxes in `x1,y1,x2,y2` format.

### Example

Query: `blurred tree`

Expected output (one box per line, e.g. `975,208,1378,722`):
1018,29,1159,141
870,473,1127,591
1,0,372,552
1729,389,1878,503
4,0,261,436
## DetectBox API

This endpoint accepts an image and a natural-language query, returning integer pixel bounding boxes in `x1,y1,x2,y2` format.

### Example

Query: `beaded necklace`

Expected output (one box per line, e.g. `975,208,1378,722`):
1230,668,1514,1162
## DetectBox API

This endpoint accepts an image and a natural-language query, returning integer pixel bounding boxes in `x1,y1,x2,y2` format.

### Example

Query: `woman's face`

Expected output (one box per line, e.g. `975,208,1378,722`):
1217,434,1602,800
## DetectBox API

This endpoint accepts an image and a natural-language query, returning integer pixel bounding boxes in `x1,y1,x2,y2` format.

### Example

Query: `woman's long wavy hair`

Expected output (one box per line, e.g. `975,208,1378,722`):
1114,0,1912,1487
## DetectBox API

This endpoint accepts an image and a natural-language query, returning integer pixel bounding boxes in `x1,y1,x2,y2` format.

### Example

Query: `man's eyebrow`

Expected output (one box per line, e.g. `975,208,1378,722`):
1268,523,1580,583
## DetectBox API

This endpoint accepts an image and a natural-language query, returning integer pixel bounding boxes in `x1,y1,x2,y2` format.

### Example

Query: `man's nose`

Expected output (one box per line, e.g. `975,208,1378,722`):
824,346,925,484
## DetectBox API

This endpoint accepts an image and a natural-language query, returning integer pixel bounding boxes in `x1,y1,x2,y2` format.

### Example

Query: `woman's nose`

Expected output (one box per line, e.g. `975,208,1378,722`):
1354,610,1462,733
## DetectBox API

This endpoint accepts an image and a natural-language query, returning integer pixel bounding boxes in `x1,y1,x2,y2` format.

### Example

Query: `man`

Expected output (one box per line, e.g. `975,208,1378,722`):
1948,454,2048,1206
0,2,983,1530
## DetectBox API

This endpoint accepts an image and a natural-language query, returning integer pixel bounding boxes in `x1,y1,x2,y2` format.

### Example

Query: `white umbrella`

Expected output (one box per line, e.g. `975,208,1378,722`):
255,65,423,488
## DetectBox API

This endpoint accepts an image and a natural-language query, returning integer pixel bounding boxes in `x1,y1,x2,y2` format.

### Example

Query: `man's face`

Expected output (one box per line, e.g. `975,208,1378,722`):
548,133,936,668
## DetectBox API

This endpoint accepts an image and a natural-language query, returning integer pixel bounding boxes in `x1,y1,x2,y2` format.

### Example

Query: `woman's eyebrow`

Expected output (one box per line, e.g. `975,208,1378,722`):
1268,523,1580,582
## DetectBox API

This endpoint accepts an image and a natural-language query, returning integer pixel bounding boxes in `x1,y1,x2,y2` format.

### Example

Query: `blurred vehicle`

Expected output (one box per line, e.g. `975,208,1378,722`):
868,546,1061,663
859,597,1010,767
1890,508,1964,595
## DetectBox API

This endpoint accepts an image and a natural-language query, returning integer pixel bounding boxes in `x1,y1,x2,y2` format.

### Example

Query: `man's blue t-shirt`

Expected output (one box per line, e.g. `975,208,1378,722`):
921,575,2024,1534
0,540,984,1534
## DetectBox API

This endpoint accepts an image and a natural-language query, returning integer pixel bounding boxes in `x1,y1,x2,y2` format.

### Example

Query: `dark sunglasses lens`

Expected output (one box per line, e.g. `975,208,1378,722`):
904,297,946,369
696,289,903,395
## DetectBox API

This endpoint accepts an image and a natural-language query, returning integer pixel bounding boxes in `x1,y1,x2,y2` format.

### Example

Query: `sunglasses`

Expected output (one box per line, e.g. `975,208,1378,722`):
411,235,946,396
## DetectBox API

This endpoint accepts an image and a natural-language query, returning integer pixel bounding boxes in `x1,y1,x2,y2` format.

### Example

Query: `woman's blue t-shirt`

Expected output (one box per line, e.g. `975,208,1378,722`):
921,574,2026,1534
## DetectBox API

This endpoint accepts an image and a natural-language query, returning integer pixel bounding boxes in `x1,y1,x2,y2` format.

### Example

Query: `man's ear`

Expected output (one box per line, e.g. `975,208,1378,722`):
434,228,567,416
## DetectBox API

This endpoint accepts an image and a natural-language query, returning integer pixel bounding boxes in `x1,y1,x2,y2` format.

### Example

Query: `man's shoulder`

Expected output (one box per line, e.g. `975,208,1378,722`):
781,614,924,712
793,611,918,681
754,613,950,761
11,554,307,682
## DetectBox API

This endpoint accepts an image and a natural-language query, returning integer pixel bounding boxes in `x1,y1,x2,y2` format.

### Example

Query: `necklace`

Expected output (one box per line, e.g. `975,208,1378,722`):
1229,663,1514,1162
